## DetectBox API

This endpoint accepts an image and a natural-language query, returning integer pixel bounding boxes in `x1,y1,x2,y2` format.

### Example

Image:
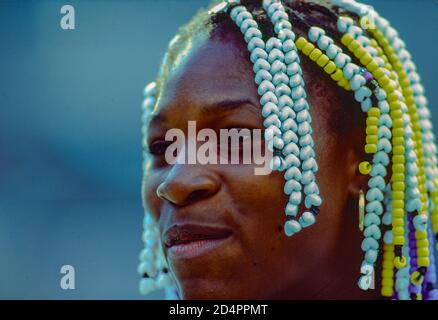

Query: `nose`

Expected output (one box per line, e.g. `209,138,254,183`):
156,164,221,207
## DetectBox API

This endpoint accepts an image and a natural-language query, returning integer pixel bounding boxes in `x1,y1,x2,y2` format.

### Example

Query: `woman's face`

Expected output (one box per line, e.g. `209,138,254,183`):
143,34,368,299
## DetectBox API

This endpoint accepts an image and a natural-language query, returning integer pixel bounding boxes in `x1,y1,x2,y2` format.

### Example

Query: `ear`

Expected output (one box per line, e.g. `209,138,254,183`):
345,131,371,199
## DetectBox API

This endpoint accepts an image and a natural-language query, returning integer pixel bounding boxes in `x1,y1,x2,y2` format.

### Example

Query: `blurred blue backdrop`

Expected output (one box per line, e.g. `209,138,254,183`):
0,0,437,299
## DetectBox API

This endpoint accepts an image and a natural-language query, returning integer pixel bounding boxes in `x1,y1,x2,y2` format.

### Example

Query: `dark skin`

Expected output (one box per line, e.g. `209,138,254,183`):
143,32,382,299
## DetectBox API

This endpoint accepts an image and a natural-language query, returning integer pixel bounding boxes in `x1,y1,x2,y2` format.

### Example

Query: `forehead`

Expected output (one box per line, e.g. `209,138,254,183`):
156,36,258,114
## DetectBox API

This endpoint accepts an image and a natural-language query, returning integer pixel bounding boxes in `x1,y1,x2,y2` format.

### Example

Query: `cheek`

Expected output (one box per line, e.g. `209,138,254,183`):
142,169,162,222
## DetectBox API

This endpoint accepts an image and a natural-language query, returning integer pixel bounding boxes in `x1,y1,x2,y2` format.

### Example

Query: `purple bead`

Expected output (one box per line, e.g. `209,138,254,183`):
363,71,373,83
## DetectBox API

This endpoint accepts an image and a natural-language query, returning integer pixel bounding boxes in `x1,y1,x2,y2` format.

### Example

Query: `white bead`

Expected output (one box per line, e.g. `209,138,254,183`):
291,86,305,100
304,182,319,195
305,193,322,209
284,153,300,168
383,230,393,245
298,121,311,135
289,191,302,205
299,145,315,161
413,214,428,232
244,27,262,43
285,202,298,217
302,158,318,172
283,130,299,144
308,26,325,42
284,219,301,236
278,95,294,110
317,35,333,51
248,37,265,52
326,44,341,59
354,86,372,102
301,170,314,185
284,166,302,181
255,69,272,85
283,142,300,156
258,80,275,96
284,179,302,194
361,98,372,112
275,83,291,96
294,98,309,112
299,211,316,228
286,62,301,76
270,60,286,74
139,278,156,295
350,74,366,91
261,102,278,117
289,73,303,88
282,118,298,132
406,198,422,212
343,63,360,80
285,50,299,64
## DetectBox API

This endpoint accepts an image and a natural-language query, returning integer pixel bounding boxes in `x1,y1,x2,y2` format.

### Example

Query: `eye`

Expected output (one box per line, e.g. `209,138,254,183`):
148,140,172,156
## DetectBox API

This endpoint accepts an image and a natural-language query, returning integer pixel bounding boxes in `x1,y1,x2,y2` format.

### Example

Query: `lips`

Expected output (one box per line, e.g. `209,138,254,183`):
163,224,233,248
163,224,232,260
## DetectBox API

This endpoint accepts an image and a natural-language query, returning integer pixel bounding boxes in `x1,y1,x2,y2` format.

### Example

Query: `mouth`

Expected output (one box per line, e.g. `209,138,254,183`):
163,224,233,260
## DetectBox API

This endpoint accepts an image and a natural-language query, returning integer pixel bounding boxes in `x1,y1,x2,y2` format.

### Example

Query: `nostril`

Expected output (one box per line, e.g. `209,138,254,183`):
186,189,212,204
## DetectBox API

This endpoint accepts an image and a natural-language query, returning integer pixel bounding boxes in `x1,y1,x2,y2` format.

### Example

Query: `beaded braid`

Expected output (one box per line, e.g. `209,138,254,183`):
139,0,438,300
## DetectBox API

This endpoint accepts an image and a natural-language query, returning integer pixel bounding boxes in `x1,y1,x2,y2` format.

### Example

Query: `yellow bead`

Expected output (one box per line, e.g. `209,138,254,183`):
368,108,380,117
415,231,427,240
316,54,329,67
392,137,404,146
392,128,405,137
392,191,405,200
382,278,394,286
295,37,307,50
354,47,367,59
378,75,390,87
337,78,348,88
330,68,343,80
381,287,393,297
309,48,322,61
392,173,404,182
360,54,373,66
393,256,407,269
393,208,404,218
393,226,404,235
341,33,354,46
389,101,402,110
365,144,377,154
393,236,405,245
348,40,361,52
302,42,315,56
417,239,429,248
387,92,399,102
359,161,372,175
393,155,405,164
392,200,404,209
393,219,404,227
382,269,393,278
366,117,378,126
372,68,385,80
324,61,342,74
392,164,405,173
418,247,429,257
393,146,405,155
393,181,405,191
366,135,378,144
366,126,378,135
418,257,429,267
366,61,379,73
392,118,404,128
410,271,424,286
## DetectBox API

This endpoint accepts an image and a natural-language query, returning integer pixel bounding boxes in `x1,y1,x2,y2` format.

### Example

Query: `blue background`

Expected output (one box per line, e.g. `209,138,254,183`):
0,0,437,299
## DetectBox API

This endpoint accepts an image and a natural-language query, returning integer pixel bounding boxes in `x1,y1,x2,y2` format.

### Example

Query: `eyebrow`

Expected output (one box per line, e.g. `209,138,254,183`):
148,98,260,128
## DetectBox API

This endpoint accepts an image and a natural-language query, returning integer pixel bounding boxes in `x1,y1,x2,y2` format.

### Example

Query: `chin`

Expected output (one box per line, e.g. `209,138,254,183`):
177,278,238,300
